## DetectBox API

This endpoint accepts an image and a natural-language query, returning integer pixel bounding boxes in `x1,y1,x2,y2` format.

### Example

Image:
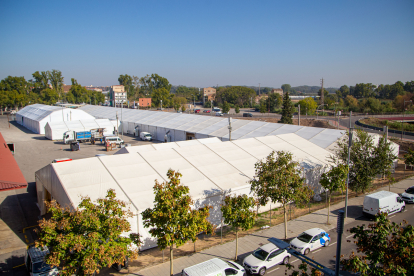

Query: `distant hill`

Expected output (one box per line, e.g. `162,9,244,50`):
292,85,337,94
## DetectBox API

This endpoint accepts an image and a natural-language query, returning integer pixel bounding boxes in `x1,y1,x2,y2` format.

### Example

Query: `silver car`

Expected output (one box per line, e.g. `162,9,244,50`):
243,243,290,275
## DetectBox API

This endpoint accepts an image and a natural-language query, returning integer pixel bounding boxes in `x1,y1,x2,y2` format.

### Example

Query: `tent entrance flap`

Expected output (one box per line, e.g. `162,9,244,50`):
186,132,195,140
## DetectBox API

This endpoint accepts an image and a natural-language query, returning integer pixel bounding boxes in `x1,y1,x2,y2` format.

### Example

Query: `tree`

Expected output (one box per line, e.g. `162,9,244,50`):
265,93,282,112
374,135,397,186
250,151,312,239
221,194,256,261
319,164,348,224
35,189,141,276
222,101,230,114
298,97,317,115
215,86,256,108
141,170,214,276
330,129,378,194
344,95,359,111
118,74,134,100
48,70,64,100
281,84,291,94
341,213,414,275
152,87,172,108
404,149,414,168
235,105,240,113
280,91,293,124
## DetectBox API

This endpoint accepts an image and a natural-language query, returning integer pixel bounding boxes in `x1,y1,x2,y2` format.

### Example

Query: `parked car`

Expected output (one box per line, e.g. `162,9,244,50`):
289,228,330,255
401,186,414,203
243,113,253,117
104,136,124,145
10,110,17,115
182,258,245,276
216,112,224,116
195,109,201,113
363,191,405,217
203,110,211,113
25,246,59,276
243,243,290,275
140,132,152,141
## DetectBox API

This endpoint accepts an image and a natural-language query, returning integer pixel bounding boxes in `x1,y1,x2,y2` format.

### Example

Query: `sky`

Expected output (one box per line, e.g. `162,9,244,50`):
1,0,413,89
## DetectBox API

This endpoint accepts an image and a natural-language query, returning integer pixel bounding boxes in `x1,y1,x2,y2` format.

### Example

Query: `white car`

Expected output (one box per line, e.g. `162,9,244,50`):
401,186,414,203
215,112,224,116
243,243,291,275
289,228,330,255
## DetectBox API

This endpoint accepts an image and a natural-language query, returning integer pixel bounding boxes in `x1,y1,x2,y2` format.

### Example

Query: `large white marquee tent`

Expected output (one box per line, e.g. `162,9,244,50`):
78,105,345,148
45,119,119,140
35,134,333,250
16,104,95,134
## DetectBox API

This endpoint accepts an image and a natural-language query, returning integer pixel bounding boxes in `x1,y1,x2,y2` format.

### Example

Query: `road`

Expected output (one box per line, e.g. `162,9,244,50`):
249,203,414,276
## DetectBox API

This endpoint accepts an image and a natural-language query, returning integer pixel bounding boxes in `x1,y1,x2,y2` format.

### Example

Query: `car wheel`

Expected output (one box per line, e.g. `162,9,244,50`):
259,267,266,276
304,248,310,255
324,240,329,247
400,206,405,212
283,256,289,265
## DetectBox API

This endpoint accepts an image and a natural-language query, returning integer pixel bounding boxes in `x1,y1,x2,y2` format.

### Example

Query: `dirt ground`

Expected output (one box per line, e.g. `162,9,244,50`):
238,117,337,129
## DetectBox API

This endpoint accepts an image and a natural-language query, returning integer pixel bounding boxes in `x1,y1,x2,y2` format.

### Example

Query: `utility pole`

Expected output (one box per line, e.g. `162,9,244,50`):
228,117,232,141
320,78,325,117
258,83,261,95
345,111,352,218
298,104,300,126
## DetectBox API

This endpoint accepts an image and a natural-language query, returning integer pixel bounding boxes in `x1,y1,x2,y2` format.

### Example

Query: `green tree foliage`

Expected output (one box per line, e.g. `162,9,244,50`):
353,83,376,98
118,74,134,100
32,71,50,93
317,88,329,104
281,84,291,93
35,189,141,276
221,195,256,261
142,170,214,276
222,101,230,114
235,105,240,113
140,74,172,97
172,96,187,111
393,93,413,111
215,86,256,108
173,86,201,103
48,70,64,99
341,213,414,275
336,85,349,99
345,95,359,111
374,135,397,180
320,164,348,224
330,130,386,194
250,151,312,239
265,93,282,112
404,149,414,167
67,78,104,105
152,87,173,108
404,81,414,93
298,97,318,115
280,91,293,124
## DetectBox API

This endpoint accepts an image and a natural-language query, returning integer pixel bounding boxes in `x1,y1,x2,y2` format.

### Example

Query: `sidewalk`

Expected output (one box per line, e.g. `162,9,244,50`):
134,175,414,276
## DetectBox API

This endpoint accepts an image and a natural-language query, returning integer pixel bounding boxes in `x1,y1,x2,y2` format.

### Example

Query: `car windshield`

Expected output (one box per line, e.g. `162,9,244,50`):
297,232,313,243
145,134,151,137
253,248,269,261
406,188,414,194
33,261,52,273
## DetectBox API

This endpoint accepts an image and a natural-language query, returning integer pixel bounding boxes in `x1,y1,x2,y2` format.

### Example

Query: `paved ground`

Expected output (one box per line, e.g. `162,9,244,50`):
136,175,414,276
0,115,161,276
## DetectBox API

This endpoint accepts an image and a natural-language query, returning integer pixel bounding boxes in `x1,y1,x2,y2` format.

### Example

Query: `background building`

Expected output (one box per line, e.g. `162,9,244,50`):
138,98,152,108
202,87,216,105
271,89,283,96
110,85,126,107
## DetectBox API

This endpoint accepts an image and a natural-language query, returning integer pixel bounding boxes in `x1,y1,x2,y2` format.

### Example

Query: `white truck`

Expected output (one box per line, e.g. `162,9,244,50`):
182,258,245,276
363,190,405,217
25,246,58,276
140,132,152,141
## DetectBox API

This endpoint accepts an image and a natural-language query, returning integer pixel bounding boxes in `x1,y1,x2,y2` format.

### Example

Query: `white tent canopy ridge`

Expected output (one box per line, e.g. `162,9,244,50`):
78,105,346,149
35,133,332,251
16,104,95,134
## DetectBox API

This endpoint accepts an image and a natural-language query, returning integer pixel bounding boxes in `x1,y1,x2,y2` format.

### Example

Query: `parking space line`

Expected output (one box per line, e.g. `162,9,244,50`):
292,259,300,263
389,215,396,218
328,242,337,246
268,268,280,273
346,234,354,238
312,249,322,253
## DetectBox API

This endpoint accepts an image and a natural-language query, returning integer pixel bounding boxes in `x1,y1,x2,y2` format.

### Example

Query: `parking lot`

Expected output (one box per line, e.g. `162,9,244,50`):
0,115,161,276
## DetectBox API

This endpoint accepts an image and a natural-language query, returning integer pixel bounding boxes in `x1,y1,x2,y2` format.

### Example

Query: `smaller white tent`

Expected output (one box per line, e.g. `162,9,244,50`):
45,119,118,140
16,104,95,134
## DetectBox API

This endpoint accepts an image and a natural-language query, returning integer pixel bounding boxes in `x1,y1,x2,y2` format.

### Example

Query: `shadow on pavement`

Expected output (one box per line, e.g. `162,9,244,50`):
0,255,26,276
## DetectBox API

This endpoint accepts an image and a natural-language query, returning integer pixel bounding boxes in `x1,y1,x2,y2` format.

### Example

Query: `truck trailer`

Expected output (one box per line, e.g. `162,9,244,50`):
63,130,92,144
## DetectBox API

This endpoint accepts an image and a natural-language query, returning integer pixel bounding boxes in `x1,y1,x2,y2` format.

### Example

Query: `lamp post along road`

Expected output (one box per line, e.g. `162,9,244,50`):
316,104,327,120
345,111,352,218
298,104,300,126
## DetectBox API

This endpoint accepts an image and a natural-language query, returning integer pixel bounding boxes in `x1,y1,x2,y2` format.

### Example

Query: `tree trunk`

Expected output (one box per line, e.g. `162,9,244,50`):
235,228,239,261
284,204,288,240
170,245,173,276
327,195,330,225
194,240,196,253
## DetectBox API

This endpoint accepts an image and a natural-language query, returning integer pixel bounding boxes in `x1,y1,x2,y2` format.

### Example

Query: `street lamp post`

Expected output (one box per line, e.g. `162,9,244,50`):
402,100,412,140
316,104,327,120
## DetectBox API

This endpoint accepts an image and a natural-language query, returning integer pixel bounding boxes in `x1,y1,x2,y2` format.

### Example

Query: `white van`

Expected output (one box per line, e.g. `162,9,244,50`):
140,132,152,141
182,258,245,276
104,136,124,145
363,191,405,217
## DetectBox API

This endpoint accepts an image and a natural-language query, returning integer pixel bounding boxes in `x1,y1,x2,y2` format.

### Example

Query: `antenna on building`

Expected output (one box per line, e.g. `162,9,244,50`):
259,83,261,95
320,78,324,105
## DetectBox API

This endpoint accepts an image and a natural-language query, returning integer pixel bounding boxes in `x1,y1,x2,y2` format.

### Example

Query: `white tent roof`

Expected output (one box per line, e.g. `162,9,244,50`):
44,119,116,140
78,105,346,149
16,104,95,134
